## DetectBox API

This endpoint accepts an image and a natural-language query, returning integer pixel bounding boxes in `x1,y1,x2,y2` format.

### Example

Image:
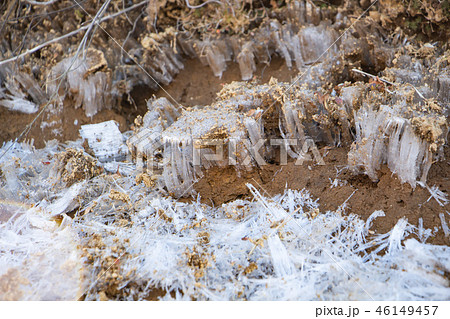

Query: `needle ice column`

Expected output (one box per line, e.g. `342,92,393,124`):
348,105,435,187
127,97,180,173
47,49,113,117
161,107,256,197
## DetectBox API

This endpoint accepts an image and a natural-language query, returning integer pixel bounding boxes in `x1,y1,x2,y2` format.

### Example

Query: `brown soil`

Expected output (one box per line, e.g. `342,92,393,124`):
0,103,126,149
1,55,448,247
193,146,450,246
154,57,299,107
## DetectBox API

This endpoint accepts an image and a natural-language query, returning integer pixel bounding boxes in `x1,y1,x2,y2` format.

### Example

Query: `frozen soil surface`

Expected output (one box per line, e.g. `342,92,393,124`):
194,146,450,246
1,0,450,302
1,57,448,246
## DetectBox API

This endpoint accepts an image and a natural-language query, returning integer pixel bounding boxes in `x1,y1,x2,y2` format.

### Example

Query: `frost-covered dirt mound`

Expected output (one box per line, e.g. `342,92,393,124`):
0,0,449,301
0,131,449,300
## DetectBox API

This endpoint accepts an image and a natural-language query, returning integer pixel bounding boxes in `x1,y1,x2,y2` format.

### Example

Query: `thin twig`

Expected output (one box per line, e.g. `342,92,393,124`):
121,11,143,64
24,0,59,5
122,0,134,25
351,68,427,99
351,68,395,86
411,84,426,99
185,0,222,9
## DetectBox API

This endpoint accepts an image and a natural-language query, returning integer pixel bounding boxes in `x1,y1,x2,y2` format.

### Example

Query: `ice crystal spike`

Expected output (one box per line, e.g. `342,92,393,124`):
435,74,449,103
348,104,435,187
204,44,227,78
0,96,38,114
47,49,113,117
160,107,252,197
127,97,180,173
79,120,128,162
270,21,292,69
139,29,184,88
298,24,337,65
46,182,84,217
1,140,450,300
0,66,45,114
439,213,449,238
237,42,256,81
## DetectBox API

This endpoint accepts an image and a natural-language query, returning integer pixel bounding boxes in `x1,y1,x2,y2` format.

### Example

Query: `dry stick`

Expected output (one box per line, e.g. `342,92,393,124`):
120,10,143,65
185,0,222,9
0,0,150,67
351,68,426,99
350,68,395,86
121,0,134,25
24,0,59,5
0,0,113,160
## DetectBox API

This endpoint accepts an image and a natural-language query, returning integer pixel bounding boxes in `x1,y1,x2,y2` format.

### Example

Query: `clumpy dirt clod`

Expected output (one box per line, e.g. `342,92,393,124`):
54,148,102,186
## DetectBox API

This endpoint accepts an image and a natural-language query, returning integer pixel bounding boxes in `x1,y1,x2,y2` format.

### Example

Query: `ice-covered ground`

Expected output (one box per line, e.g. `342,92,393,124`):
0,138,449,300
0,2,448,300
